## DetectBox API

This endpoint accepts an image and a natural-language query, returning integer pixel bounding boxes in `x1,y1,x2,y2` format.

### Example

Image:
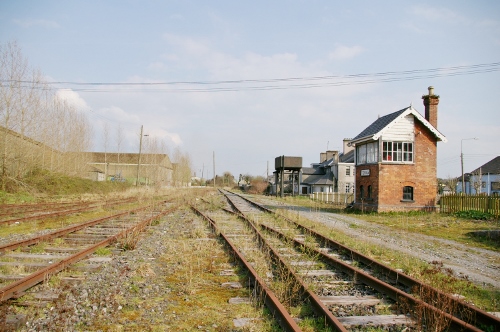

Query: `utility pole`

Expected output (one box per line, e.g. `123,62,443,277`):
461,137,478,194
136,125,144,186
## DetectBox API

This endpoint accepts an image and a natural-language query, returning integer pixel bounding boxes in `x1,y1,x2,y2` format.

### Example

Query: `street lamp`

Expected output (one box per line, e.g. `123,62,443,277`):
461,137,478,194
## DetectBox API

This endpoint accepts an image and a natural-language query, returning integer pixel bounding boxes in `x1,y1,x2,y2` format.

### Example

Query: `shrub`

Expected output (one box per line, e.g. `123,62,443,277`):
454,210,493,220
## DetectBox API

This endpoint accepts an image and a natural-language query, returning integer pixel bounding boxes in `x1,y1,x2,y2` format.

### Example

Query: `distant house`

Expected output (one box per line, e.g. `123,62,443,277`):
349,86,447,212
301,151,337,194
458,156,500,195
300,140,356,195
332,139,355,194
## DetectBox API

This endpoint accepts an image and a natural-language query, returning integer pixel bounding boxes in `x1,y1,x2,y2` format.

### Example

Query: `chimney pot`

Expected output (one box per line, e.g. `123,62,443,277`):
422,86,439,128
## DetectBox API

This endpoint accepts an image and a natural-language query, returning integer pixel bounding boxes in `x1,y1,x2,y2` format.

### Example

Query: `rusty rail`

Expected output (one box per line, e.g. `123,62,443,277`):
0,206,150,252
0,197,139,226
191,205,303,332
218,193,348,331
0,205,177,302
225,190,499,332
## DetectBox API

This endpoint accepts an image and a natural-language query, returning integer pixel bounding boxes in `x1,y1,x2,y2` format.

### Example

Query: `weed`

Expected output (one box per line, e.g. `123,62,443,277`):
95,247,112,256
117,228,142,250
29,243,46,253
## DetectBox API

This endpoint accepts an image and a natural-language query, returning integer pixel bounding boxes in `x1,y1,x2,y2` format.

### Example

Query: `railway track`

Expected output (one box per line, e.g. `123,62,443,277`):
191,189,499,331
0,200,176,303
0,197,137,226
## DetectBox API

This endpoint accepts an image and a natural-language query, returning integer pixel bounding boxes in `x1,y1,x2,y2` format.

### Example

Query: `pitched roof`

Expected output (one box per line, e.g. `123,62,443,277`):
339,150,354,163
302,167,324,175
350,106,447,145
470,156,500,175
302,174,334,185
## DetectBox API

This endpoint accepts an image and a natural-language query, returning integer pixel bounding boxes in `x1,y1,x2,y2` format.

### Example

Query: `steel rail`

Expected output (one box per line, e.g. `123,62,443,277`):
219,192,348,331
0,205,177,303
0,206,150,252
0,202,84,218
225,190,499,331
0,197,139,226
259,221,482,332
191,205,303,332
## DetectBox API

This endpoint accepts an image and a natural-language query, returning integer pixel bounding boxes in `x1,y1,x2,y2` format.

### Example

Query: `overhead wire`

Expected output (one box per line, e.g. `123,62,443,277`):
1,62,499,93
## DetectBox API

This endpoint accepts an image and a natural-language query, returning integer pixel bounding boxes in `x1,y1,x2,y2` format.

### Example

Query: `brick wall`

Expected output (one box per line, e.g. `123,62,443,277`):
354,120,438,212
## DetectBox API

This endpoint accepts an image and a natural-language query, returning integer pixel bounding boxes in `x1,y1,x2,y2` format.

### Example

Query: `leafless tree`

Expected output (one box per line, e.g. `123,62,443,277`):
0,41,93,190
442,176,459,195
471,168,483,195
172,147,192,187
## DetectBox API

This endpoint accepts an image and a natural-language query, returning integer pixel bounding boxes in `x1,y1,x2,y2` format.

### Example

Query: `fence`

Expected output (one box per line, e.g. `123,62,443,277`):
310,192,354,205
440,195,500,217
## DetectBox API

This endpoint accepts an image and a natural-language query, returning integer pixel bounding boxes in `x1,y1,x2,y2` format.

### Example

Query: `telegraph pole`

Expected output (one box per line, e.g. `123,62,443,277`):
213,151,216,187
136,125,144,186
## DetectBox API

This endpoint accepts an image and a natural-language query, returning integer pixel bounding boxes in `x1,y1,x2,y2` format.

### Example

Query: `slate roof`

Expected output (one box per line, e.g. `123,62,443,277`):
301,167,324,175
470,156,500,175
350,106,447,145
339,150,354,163
302,174,334,186
351,109,406,142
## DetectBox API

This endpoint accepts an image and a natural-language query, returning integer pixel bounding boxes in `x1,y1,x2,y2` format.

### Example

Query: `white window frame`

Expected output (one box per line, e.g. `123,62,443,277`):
356,142,378,165
383,141,413,163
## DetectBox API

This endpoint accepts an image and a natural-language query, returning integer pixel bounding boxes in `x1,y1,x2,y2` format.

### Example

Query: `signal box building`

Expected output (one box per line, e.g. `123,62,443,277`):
349,87,447,212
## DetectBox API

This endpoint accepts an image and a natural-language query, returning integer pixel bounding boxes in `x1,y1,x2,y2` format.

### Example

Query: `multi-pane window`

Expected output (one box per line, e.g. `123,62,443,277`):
383,142,413,162
402,186,413,200
356,142,378,165
346,166,350,176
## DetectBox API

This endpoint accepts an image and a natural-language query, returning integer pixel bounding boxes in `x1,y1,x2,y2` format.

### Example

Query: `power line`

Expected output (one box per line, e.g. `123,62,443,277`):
1,62,499,93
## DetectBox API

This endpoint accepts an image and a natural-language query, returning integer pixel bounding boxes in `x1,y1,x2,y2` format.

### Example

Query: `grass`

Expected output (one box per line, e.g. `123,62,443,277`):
348,211,500,252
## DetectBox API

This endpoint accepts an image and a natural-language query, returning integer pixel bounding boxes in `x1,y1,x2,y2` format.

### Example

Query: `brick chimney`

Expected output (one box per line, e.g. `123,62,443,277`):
422,86,439,128
343,138,354,154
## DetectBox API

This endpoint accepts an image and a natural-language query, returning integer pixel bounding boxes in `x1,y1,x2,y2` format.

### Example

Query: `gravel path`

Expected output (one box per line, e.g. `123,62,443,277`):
255,197,500,290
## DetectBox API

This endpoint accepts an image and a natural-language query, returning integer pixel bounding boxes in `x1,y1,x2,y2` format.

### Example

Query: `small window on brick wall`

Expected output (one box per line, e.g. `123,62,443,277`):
367,185,372,199
402,186,414,201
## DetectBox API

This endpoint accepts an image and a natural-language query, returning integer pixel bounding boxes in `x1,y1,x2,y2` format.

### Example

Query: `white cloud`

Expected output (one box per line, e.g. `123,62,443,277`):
328,45,364,61
13,19,60,29
56,89,89,110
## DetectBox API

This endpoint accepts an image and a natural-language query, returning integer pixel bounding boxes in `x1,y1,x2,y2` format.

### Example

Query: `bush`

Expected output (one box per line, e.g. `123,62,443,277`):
247,179,269,194
454,210,493,220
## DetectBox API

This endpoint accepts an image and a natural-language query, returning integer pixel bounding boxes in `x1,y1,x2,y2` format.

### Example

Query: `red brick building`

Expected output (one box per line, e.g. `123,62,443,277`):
350,87,447,212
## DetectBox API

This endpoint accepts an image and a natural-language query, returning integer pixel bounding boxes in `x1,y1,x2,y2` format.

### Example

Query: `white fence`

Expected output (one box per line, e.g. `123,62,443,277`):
309,192,354,205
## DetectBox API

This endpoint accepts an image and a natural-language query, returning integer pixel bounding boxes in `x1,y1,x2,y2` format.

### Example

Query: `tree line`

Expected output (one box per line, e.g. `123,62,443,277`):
0,41,93,191
0,41,192,191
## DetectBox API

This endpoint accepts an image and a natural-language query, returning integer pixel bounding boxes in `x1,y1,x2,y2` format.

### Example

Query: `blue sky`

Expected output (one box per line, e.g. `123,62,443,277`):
1,1,499,180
